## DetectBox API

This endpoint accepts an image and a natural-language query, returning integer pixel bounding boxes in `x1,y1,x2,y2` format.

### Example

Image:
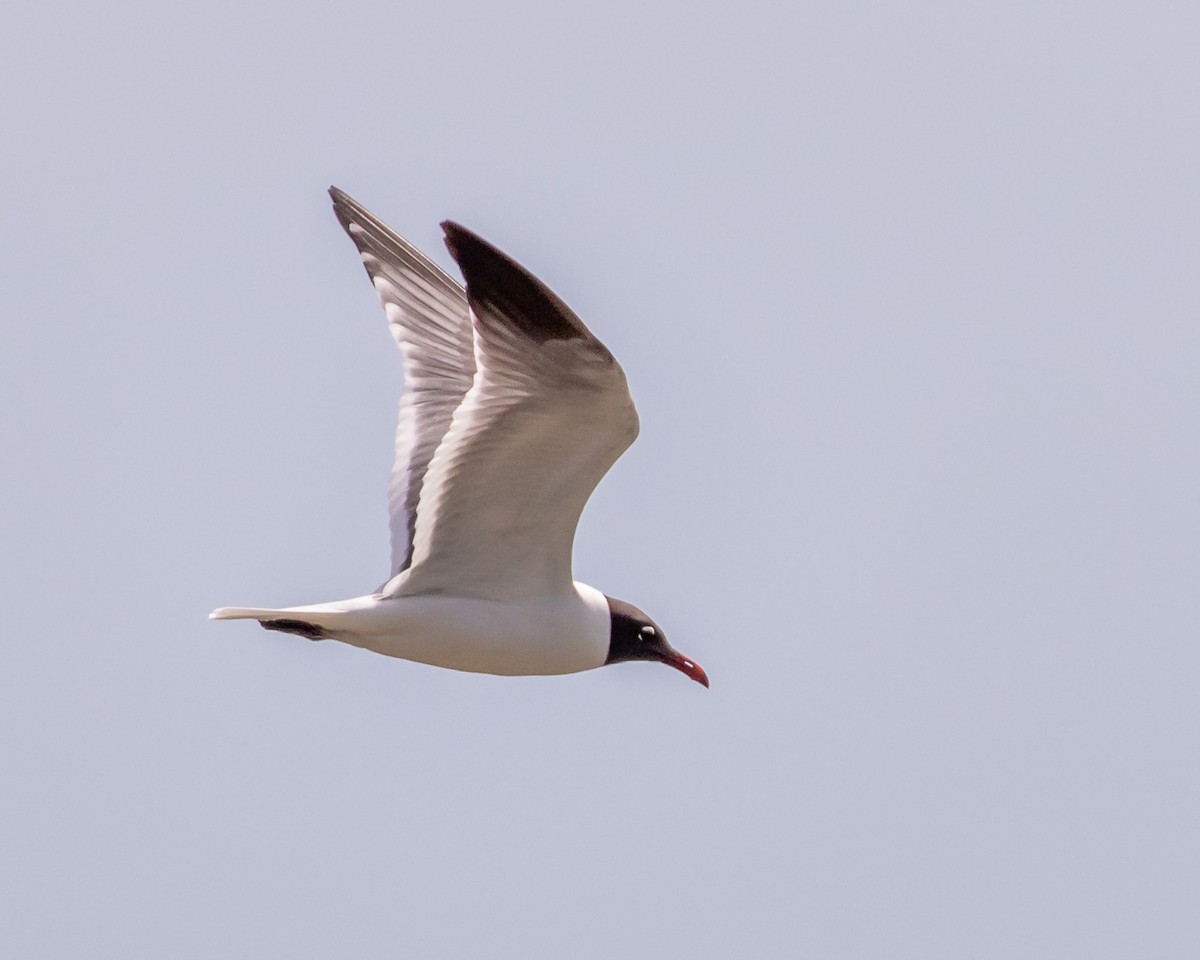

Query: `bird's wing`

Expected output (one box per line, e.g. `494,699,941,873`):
382,221,640,601
329,188,476,577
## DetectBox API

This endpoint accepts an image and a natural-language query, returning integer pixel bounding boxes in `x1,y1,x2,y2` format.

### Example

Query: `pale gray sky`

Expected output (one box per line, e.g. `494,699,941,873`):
2,2,1198,957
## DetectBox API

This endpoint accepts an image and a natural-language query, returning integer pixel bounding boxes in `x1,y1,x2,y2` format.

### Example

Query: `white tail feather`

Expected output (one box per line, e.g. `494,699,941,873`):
209,607,292,621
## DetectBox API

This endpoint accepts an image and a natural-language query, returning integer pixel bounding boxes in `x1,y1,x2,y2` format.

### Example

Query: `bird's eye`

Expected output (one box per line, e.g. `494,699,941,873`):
640,626,656,640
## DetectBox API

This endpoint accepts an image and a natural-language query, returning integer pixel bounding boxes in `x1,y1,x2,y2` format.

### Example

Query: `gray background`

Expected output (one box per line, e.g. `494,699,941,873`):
2,1,1197,957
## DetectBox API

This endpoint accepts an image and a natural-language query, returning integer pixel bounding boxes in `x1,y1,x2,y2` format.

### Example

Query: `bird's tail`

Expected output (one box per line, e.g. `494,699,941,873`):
210,597,378,639
210,607,292,621
210,606,343,640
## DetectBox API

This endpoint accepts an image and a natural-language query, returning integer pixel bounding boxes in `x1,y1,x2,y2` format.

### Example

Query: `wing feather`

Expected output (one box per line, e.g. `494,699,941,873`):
383,222,639,601
329,188,476,576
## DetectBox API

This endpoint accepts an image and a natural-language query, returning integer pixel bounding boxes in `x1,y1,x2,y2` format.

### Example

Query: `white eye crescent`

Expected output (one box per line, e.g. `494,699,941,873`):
640,626,656,639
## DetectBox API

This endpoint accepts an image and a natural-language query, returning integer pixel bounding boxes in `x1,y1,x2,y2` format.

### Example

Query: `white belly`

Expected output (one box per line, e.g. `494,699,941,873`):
290,581,612,676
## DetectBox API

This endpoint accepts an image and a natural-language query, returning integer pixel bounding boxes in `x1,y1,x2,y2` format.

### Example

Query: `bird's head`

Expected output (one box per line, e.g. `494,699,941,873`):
604,597,708,687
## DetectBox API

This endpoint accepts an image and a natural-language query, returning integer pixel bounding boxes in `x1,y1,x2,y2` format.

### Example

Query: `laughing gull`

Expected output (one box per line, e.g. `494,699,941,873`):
210,188,708,687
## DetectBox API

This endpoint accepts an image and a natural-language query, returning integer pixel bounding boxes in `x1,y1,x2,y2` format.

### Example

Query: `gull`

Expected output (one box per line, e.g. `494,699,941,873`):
210,188,708,687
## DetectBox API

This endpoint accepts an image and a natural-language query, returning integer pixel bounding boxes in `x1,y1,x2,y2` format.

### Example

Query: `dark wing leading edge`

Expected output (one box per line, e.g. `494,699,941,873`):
329,188,476,577
382,221,640,601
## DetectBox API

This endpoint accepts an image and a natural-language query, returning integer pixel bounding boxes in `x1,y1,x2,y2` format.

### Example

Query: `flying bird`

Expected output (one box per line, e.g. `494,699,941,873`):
210,188,708,687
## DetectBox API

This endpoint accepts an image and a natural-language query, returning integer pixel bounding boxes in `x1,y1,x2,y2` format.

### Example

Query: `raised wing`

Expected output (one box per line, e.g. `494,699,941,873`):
382,221,640,601
329,188,476,577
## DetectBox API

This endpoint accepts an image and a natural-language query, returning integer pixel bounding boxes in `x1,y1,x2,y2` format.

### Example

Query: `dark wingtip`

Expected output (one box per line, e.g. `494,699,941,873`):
439,220,475,264
329,186,360,233
438,221,593,344
329,185,355,210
